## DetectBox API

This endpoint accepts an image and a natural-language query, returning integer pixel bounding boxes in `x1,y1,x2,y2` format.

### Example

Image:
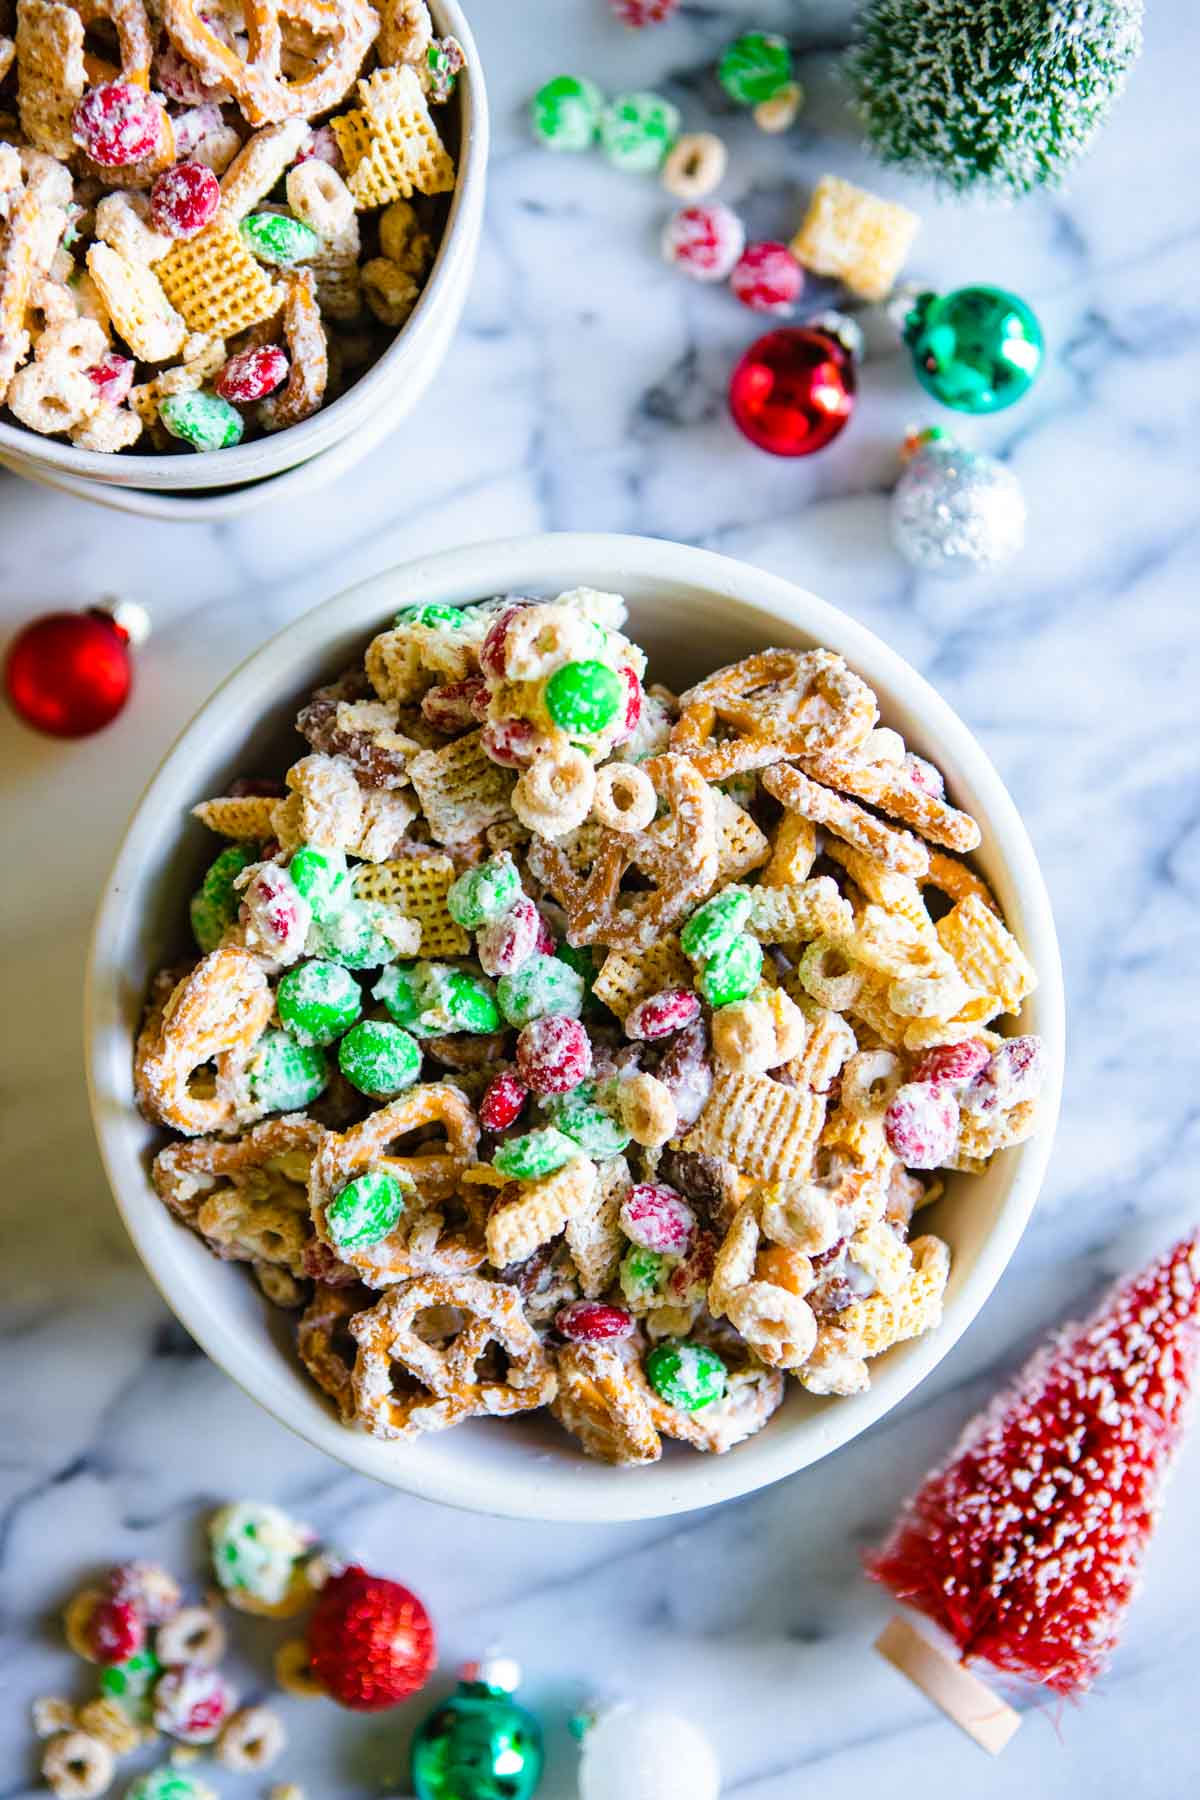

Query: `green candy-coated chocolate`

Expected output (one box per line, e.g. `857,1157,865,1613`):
645,1339,727,1411
497,953,584,1026
446,855,523,929
338,1019,422,1096
717,31,793,106
99,1647,160,1716
288,843,351,921
311,900,406,968
189,843,255,953
598,90,680,173
680,887,753,962
530,74,605,151
492,1127,578,1181
547,1082,630,1157
423,965,501,1033
125,1770,212,1800
247,1030,329,1112
902,284,1045,414
326,1167,409,1248
239,210,321,266
159,390,243,452
277,959,362,1047
393,602,468,630
696,931,762,1007
374,962,428,1031
619,1244,667,1305
210,1500,309,1605
544,659,623,735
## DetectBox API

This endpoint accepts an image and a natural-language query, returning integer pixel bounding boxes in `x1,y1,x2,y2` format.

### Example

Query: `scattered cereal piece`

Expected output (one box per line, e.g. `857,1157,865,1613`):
789,174,920,304
42,1729,114,1800
661,131,727,200
216,1704,286,1772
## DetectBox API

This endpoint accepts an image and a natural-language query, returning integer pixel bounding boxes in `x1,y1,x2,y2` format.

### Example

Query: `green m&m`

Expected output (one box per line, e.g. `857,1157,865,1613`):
619,1244,667,1307
492,1127,578,1181
99,1647,160,1717
125,1770,212,1800
645,1340,727,1411
278,960,362,1047
696,932,762,1008
189,843,255,953
680,887,752,963
288,844,351,921
598,91,680,173
497,953,584,1026
546,1082,630,1157
247,1031,329,1112
717,31,793,106
530,74,605,152
374,962,427,1031
239,211,321,266
326,1168,409,1249
393,602,468,630
160,390,244,452
447,854,523,929
544,659,624,735
311,900,406,969
419,964,501,1033
338,1019,422,1097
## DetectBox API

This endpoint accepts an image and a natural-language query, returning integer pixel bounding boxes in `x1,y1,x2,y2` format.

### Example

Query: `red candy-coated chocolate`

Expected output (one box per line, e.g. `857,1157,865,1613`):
108,1560,181,1625
87,353,135,407
730,241,804,316
150,161,221,237
617,662,642,739
72,82,162,167
905,752,945,797
883,1082,959,1169
533,912,556,956
516,1015,592,1095
87,1597,144,1665
965,1035,1045,1116
420,675,489,734
619,1182,696,1255
480,717,538,767
154,19,233,103
867,1230,1200,1696
171,102,225,160
480,1069,529,1133
215,344,289,404
624,987,701,1042
477,894,540,978
244,865,305,956
910,1039,992,1089
479,605,526,682
611,0,680,22
154,1666,235,1743
301,1238,360,1286
556,1299,636,1342
662,201,745,282
295,123,345,171
306,1565,435,1711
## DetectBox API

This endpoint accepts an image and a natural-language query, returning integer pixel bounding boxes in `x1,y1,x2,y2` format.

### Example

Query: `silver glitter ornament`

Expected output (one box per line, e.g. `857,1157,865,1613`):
890,429,1026,578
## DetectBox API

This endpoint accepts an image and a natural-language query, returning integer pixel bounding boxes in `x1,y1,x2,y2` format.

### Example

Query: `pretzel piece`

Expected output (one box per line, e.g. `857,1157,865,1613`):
799,749,981,853
258,269,327,432
350,1273,556,1439
161,0,378,126
551,1341,662,1466
762,763,930,879
672,648,878,780
134,949,273,1136
297,1280,372,1421
153,1114,320,1278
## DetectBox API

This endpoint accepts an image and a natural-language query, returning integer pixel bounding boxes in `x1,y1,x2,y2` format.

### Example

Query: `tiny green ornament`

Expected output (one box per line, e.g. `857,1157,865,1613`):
544,659,623,735
899,284,1045,413
159,390,243,452
530,74,605,152
598,91,680,173
645,1340,727,1411
410,1657,544,1800
717,31,793,106
239,211,321,266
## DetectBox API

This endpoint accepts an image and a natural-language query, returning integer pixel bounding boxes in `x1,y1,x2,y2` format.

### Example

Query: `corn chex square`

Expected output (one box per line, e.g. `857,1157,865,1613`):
157,223,280,338
351,855,470,957
592,937,693,1020
407,731,515,846
684,1070,826,1183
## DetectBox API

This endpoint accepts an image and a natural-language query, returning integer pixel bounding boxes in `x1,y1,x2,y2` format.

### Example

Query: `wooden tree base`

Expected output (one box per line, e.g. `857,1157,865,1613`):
875,1616,1022,1755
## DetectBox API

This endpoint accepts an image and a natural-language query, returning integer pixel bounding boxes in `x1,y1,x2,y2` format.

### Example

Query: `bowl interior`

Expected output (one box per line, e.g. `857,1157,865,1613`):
87,535,1064,1522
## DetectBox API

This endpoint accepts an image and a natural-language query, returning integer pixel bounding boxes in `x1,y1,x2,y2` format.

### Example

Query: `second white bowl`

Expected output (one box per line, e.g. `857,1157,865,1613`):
86,533,1064,1522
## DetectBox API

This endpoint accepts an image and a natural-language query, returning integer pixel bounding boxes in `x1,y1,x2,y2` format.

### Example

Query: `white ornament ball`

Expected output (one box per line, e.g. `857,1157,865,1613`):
890,432,1026,578
578,1704,720,1800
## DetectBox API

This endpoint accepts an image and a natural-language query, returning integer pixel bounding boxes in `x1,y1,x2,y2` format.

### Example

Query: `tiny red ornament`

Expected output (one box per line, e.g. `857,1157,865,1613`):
306,1564,436,1711
4,603,146,737
867,1228,1200,1696
728,322,858,456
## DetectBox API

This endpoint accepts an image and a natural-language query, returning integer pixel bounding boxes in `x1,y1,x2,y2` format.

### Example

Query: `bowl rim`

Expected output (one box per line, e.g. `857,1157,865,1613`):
0,0,487,490
85,532,1065,1523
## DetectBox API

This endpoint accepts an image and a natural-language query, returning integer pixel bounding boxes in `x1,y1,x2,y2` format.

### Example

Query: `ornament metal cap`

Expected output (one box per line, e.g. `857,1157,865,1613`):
887,282,930,339
808,308,863,360
461,1652,521,1694
98,596,152,646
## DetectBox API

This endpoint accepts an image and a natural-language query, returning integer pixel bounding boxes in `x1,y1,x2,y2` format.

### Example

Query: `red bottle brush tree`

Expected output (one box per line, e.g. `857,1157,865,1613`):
867,1230,1200,1697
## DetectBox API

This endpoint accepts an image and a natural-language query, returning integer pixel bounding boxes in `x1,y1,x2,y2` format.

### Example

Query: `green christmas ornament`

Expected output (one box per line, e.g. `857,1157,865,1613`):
899,285,1044,414
846,0,1144,197
410,1657,544,1800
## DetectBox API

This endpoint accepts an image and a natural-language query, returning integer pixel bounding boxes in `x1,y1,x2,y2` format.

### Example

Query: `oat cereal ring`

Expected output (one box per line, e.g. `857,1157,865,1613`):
762,762,930,878
349,1272,556,1439
275,1638,326,1699
217,1705,286,1772
42,1730,114,1800
297,1281,372,1420
709,1200,817,1370
161,0,378,126
591,761,656,833
155,1604,226,1667
888,966,971,1019
361,254,420,326
377,0,432,66
551,1340,662,1466
512,746,596,839
285,158,356,239
617,1072,677,1148
63,1589,105,1660
672,647,877,778
134,948,273,1136
378,199,434,273
661,130,728,200
799,747,981,853
72,1699,138,1757
841,1048,903,1119
795,937,862,1011
259,269,328,432
6,356,95,435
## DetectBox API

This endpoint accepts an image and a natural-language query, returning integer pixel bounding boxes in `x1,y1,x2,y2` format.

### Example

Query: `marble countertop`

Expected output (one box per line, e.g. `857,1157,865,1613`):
3,2,1199,1793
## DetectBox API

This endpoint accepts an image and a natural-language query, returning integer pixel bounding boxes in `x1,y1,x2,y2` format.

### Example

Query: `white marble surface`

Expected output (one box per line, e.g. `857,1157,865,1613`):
3,2,1200,1794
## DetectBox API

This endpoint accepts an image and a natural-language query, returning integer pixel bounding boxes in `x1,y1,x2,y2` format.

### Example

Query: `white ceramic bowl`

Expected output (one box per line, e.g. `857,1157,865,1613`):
86,534,1065,1523
0,0,486,507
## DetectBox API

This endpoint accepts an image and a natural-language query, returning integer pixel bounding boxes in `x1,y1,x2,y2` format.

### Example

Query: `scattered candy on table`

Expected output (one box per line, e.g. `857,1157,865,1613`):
890,428,1027,577
729,241,804,316
661,202,746,282
728,319,859,456
609,0,682,24
530,76,607,151
575,1703,720,1800
209,1500,315,1616
410,1656,544,1800
716,32,794,108
598,91,680,173
895,283,1045,413
4,600,149,737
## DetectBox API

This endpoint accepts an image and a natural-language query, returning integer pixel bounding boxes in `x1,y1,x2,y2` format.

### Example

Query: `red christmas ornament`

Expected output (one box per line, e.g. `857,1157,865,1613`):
5,602,147,737
728,322,858,456
868,1229,1200,1697
306,1564,435,1711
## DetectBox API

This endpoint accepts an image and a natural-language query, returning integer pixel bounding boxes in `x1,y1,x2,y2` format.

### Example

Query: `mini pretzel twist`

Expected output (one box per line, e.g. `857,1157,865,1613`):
161,0,378,125
259,269,327,433
153,1115,320,1277
135,949,273,1136
671,648,877,780
350,1272,556,1440
297,1280,373,1421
